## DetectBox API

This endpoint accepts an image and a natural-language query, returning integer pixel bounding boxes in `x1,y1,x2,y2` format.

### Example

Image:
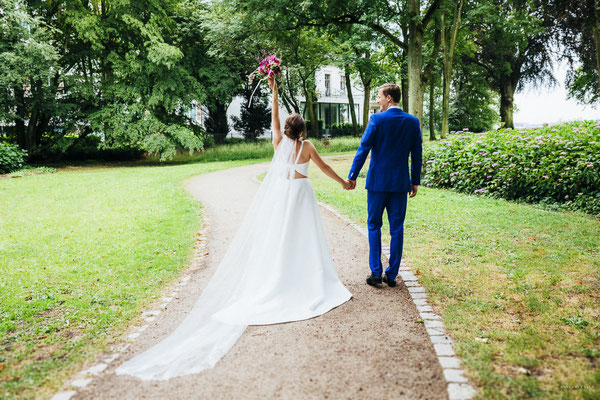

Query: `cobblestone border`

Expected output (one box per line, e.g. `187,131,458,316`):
50,170,477,400
49,224,211,400
318,201,478,400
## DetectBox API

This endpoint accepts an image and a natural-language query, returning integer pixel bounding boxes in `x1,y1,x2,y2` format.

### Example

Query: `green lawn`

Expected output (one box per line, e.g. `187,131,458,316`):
2,149,599,400
0,159,266,399
310,156,600,399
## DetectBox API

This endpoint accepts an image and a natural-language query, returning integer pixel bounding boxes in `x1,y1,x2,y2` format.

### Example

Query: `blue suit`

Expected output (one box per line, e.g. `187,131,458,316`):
348,107,422,280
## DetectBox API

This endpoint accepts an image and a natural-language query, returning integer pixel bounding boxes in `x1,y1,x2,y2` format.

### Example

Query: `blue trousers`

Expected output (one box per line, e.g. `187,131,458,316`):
367,191,408,280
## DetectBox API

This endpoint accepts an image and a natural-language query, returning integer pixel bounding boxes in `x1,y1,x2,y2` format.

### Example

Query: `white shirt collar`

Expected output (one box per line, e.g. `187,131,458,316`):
387,105,401,110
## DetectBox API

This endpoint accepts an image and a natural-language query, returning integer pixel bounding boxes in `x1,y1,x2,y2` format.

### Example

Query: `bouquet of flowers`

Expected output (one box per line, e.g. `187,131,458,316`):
248,53,282,106
249,54,282,82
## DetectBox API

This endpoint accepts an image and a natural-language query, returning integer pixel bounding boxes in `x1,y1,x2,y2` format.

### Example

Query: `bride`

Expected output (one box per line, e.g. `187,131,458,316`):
115,76,352,380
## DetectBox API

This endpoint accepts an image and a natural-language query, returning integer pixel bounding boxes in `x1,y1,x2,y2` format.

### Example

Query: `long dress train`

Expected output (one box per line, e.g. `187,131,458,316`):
115,136,352,380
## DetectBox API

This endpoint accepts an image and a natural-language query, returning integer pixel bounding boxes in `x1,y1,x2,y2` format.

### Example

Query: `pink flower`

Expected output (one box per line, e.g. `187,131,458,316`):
249,54,282,81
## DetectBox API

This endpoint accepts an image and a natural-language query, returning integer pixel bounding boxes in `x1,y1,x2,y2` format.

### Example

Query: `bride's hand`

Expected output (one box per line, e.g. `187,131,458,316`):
268,76,276,90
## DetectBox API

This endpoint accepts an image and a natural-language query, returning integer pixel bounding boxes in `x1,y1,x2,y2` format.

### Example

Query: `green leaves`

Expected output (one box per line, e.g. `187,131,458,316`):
423,121,600,215
0,142,27,174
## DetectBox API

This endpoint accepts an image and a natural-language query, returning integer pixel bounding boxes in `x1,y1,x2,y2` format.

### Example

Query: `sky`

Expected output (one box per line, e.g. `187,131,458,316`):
513,59,600,127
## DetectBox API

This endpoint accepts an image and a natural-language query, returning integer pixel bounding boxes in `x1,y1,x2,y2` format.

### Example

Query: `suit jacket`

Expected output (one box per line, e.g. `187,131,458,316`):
348,107,423,192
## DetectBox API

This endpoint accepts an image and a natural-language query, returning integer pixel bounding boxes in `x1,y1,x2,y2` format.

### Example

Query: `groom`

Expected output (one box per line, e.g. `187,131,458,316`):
347,83,422,288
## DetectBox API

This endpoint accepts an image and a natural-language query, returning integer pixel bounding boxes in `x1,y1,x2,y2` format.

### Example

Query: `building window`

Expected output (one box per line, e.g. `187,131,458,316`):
324,74,330,96
340,76,346,94
301,101,361,128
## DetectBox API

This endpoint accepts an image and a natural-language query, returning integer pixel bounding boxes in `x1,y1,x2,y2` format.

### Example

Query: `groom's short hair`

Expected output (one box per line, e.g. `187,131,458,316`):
378,83,401,103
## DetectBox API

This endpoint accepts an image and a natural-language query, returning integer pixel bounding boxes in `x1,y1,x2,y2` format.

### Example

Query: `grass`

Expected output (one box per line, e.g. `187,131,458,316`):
309,156,600,399
0,158,267,399
3,138,599,399
144,136,362,164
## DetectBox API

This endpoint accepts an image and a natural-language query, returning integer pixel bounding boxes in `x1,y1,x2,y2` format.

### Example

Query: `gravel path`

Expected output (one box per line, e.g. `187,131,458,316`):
70,162,448,400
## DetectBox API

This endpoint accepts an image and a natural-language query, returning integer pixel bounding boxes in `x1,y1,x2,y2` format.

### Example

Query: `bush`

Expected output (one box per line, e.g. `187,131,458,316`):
329,123,357,138
31,134,145,162
305,119,324,137
0,142,27,174
423,121,600,215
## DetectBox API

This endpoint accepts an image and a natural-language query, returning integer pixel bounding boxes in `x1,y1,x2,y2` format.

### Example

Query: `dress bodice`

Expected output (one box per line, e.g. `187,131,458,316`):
293,140,309,177
294,161,309,177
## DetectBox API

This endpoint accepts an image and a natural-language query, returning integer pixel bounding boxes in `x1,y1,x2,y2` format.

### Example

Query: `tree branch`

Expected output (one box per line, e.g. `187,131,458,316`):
423,0,443,28
366,22,407,50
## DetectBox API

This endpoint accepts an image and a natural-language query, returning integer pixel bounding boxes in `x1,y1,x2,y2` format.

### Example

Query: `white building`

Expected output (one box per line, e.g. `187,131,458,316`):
190,65,376,139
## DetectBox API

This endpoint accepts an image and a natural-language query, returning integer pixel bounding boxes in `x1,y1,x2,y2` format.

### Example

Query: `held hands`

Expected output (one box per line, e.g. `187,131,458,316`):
343,179,356,191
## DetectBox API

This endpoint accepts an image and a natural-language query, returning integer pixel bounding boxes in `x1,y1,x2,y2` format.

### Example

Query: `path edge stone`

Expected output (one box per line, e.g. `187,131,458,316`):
318,201,478,400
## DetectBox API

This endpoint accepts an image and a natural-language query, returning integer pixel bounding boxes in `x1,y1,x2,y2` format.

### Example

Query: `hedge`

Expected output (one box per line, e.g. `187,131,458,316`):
422,121,600,215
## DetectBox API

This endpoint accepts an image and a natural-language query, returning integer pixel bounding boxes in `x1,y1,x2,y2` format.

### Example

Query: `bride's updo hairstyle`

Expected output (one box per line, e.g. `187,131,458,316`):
284,113,306,140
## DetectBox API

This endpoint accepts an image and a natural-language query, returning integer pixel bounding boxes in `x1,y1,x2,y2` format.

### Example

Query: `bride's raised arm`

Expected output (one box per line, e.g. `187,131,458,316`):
269,77,283,149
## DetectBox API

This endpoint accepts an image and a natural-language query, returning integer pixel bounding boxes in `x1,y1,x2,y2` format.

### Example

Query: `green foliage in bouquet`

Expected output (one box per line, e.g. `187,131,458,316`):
423,121,600,215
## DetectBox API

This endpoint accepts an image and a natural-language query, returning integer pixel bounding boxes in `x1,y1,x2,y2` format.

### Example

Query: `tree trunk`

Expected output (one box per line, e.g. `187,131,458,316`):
594,0,600,94
279,91,294,114
429,81,436,140
311,95,319,138
362,83,371,129
305,93,317,138
283,71,301,113
400,25,410,111
406,0,442,127
358,51,372,129
303,85,318,138
301,72,320,138
26,107,39,152
401,56,410,111
407,0,425,127
499,82,515,129
441,0,464,139
441,64,451,139
15,87,26,150
345,65,360,136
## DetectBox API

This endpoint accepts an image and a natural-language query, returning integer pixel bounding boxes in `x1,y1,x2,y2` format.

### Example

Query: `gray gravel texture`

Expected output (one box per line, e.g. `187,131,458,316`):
72,162,447,400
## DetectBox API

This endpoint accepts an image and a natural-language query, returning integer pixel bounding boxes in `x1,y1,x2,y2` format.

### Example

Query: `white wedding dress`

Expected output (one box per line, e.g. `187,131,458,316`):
115,136,352,380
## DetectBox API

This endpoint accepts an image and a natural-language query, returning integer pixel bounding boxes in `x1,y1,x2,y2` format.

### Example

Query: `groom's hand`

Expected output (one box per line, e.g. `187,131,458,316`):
347,179,356,190
409,185,419,198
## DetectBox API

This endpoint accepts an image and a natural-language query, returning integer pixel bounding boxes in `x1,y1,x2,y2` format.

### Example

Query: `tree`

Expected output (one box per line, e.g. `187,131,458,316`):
440,0,464,138
466,0,554,129
544,0,600,104
0,0,245,160
210,0,443,127
0,0,59,152
231,82,271,141
329,25,382,131
450,62,499,132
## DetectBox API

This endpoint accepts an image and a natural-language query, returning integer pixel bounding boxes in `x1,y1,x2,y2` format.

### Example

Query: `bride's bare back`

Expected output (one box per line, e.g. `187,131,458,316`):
268,77,350,187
